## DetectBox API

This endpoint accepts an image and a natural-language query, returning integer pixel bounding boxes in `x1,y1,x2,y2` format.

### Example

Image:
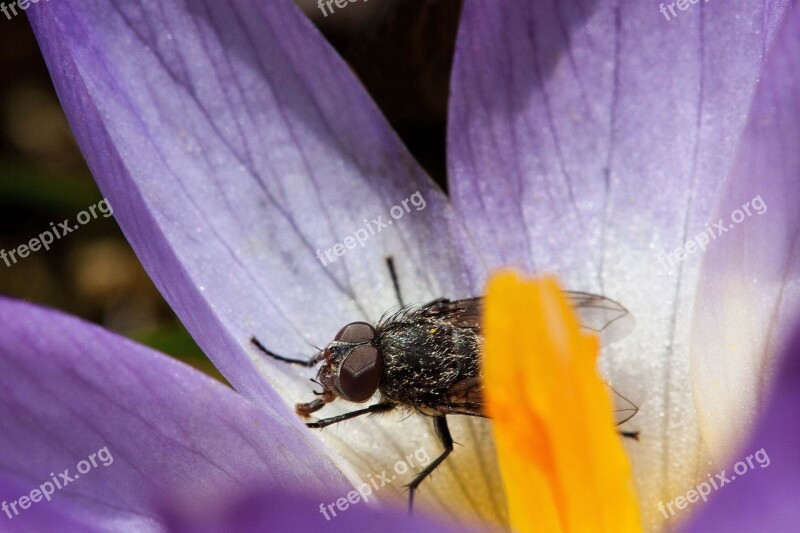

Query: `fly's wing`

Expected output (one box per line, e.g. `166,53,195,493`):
442,377,486,417
440,379,640,424
417,297,482,329
419,292,634,346
609,384,640,426
416,293,635,419
564,291,635,346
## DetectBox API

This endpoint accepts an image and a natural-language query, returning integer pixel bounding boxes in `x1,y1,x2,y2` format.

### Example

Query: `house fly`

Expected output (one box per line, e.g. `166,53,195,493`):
251,258,639,510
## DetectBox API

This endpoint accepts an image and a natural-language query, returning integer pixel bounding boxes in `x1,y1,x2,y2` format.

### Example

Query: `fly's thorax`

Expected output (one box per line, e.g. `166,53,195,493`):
376,318,481,407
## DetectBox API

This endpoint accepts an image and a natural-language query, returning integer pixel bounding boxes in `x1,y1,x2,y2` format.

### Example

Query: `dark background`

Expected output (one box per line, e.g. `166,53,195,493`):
0,0,462,381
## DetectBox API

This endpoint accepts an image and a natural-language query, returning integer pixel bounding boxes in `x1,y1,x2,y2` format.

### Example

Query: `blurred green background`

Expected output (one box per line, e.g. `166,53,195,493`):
0,0,461,384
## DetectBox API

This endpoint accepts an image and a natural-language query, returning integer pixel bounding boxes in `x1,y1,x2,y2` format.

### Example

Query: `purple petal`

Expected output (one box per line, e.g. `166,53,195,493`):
163,485,478,533
691,3,800,465
0,297,349,531
28,0,498,522
448,0,789,528
449,0,788,281
684,318,800,532
28,0,470,407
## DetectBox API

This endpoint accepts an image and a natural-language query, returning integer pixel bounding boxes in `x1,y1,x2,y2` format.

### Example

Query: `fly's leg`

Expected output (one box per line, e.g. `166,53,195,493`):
250,336,315,367
620,430,640,441
407,415,453,513
385,256,404,307
306,402,396,429
251,337,332,416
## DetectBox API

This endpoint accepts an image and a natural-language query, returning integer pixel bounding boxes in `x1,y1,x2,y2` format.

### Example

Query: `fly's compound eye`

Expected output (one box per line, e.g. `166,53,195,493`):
334,322,376,344
336,345,382,402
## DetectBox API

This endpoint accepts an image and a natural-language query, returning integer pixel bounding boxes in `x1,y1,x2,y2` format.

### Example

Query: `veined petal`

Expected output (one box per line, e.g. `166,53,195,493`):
483,272,640,532
0,297,349,531
449,1,790,527
28,0,495,522
691,2,800,465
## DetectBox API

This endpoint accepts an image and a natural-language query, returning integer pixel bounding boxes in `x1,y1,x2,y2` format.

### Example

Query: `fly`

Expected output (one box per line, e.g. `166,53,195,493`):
251,257,639,510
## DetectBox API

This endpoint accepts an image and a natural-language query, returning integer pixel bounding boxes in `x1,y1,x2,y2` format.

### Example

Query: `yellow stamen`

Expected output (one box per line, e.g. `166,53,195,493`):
482,272,641,532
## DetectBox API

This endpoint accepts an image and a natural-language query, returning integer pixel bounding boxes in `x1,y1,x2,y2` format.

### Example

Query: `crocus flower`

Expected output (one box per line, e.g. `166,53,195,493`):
3,0,798,530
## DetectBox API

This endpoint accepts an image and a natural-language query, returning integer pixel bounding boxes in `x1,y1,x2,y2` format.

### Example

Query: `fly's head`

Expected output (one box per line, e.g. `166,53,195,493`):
295,321,383,417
